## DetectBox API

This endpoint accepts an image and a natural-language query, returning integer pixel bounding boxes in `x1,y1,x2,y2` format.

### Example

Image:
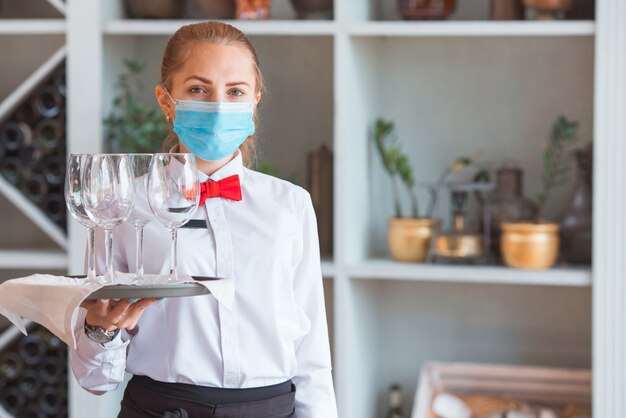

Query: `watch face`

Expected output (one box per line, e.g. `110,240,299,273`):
87,329,112,344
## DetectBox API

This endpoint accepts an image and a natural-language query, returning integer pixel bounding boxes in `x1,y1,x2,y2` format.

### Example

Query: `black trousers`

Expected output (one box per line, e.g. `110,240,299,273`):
118,375,296,418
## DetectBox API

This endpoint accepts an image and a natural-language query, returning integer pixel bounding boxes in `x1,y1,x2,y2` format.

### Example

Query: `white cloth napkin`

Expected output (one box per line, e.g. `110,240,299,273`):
0,273,233,349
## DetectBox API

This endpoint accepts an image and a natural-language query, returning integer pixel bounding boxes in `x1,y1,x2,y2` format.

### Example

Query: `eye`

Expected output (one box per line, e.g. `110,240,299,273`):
189,85,208,94
229,89,245,97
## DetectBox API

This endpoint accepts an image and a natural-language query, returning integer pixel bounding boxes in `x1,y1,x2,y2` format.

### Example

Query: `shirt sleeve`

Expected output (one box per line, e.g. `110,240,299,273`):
291,189,338,418
68,225,130,394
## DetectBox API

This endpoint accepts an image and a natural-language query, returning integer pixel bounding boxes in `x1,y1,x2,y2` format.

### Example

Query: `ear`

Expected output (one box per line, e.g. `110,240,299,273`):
155,85,175,121
255,91,261,106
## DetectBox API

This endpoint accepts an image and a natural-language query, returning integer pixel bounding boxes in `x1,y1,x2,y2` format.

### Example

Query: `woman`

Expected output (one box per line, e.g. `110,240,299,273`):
69,21,337,418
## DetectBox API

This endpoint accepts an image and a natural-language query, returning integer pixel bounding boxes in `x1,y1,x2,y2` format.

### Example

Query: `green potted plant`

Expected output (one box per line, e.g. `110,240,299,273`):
373,118,476,262
104,59,168,153
500,115,579,270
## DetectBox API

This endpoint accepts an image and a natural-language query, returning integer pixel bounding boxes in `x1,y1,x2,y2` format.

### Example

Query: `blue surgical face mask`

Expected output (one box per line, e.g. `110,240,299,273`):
169,94,255,161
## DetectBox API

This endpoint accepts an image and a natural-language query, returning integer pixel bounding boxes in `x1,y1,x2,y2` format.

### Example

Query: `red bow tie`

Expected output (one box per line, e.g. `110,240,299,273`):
198,174,242,206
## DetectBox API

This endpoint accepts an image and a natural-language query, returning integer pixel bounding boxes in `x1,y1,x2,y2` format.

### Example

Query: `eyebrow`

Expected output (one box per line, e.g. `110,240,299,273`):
185,75,213,84
184,75,250,88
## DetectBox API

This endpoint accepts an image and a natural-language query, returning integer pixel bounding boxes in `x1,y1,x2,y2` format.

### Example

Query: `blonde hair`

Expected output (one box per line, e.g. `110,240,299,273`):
159,21,263,167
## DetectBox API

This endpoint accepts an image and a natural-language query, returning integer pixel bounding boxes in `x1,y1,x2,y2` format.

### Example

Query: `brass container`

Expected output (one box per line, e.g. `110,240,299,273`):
500,222,560,270
435,234,483,259
388,218,440,262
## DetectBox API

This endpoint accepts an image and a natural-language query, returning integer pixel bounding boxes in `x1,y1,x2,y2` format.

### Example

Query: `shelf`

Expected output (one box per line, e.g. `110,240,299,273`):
0,249,67,270
347,20,595,37
321,260,336,278
0,19,66,34
45,0,67,16
0,176,67,251
348,259,592,287
104,19,337,36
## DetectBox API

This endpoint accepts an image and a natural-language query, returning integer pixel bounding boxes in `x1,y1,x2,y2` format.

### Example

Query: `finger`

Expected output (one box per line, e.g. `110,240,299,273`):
80,299,96,309
89,298,110,317
107,300,133,324
132,298,158,311
118,299,158,330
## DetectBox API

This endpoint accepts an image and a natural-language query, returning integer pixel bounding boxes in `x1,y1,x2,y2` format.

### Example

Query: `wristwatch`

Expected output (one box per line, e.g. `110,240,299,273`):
84,321,120,344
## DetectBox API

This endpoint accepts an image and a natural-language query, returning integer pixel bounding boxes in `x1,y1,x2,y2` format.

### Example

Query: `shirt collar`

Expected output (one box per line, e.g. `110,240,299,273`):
168,144,244,184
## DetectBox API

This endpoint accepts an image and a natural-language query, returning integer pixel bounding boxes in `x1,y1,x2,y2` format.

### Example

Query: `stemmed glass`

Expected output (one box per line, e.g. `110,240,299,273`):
82,154,135,283
147,153,199,283
65,154,99,284
128,154,154,283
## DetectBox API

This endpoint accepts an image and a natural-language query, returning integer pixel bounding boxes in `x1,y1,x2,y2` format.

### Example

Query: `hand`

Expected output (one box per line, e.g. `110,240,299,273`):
80,298,158,332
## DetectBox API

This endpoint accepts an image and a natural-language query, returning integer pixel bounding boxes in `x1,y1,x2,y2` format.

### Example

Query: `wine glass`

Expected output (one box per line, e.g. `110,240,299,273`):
64,154,99,284
128,154,154,283
82,154,135,283
147,153,199,282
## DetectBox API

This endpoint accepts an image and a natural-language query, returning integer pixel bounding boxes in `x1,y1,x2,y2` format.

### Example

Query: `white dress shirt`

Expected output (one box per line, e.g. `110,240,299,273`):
68,151,338,418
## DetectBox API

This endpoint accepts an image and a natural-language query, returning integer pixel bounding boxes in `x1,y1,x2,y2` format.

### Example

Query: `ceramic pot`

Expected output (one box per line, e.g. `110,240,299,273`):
398,0,456,20
501,222,560,270
560,143,592,265
291,0,333,19
124,0,185,19
483,166,538,260
388,218,440,262
523,0,573,19
235,0,271,19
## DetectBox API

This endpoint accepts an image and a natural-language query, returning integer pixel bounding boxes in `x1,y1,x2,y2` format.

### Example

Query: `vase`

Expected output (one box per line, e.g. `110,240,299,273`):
124,0,185,19
397,0,456,20
560,143,592,265
388,218,440,262
291,0,333,19
501,222,560,270
187,0,236,19
235,0,271,20
523,0,574,19
483,166,538,260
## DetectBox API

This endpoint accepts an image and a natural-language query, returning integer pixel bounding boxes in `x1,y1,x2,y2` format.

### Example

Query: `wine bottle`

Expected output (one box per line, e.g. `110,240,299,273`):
14,103,40,126
19,171,49,204
40,354,67,385
18,143,45,163
17,368,42,398
40,193,66,223
20,403,47,418
0,156,24,184
38,385,65,415
386,384,405,418
53,66,66,97
40,155,66,186
0,120,32,151
32,85,63,118
34,326,64,353
1,385,27,415
17,333,48,366
0,351,23,381
34,118,64,151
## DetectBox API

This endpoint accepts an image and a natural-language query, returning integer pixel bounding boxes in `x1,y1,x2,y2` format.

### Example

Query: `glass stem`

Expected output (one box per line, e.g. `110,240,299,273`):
135,226,144,279
169,227,178,282
105,228,114,282
87,227,96,280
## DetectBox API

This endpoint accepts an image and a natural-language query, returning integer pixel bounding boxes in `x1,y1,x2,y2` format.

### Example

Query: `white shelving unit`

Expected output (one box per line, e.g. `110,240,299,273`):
347,20,595,37
0,249,67,270
0,19,66,34
348,260,592,287
0,0,613,417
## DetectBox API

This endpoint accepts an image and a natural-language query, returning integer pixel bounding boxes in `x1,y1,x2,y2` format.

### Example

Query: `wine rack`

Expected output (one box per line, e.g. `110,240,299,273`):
0,324,68,417
0,62,66,231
